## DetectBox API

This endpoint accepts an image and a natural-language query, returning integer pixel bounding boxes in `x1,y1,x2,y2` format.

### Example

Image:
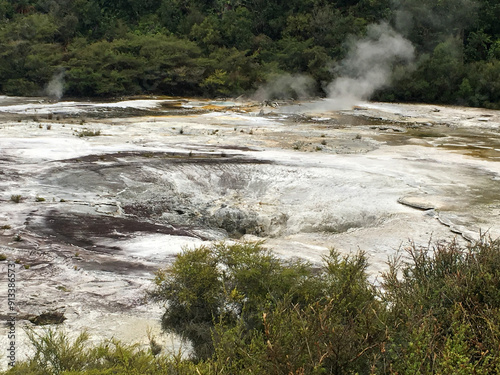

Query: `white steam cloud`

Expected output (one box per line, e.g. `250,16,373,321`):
324,23,414,109
45,70,65,101
253,73,316,102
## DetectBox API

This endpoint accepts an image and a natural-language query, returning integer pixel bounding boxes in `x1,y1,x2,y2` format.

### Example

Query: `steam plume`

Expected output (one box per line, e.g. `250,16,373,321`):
324,23,414,110
253,73,315,102
45,70,65,101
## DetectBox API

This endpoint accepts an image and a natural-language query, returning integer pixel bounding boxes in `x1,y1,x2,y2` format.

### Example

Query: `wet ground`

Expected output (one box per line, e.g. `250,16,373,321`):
0,96,499,367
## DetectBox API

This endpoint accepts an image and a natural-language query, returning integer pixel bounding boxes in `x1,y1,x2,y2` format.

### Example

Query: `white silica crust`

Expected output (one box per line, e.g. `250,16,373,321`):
1,97,499,369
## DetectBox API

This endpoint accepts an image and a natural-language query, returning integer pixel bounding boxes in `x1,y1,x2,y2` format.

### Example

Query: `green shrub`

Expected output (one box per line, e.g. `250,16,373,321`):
5,329,201,375
212,272,383,374
149,242,382,368
380,237,500,373
7,239,500,375
10,195,22,203
17,329,90,374
292,141,305,150
149,242,318,359
76,129,101,137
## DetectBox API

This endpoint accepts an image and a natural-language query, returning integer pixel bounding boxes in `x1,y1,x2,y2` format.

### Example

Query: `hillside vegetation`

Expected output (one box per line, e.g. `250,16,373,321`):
1,0,500,107
5,239,500,374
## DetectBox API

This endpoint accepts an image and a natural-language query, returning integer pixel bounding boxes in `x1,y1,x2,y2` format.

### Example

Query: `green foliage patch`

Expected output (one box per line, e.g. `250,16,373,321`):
1,0,499,105
10,194,22,203
75,129,101,137
6,239,500,374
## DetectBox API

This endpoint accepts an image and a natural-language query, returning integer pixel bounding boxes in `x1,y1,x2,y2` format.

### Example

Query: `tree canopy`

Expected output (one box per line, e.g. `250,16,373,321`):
1,0,500,107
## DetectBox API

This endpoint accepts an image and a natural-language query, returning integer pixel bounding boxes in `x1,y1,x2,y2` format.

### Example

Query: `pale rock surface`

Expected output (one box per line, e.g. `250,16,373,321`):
0,97,499,369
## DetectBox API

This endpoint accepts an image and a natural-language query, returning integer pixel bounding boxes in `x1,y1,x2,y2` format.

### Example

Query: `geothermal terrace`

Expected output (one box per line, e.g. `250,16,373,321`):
1,96,500,364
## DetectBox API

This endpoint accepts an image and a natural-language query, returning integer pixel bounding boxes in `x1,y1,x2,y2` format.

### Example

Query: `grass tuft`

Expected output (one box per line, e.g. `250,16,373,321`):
11,194,22,203
76,129,101,137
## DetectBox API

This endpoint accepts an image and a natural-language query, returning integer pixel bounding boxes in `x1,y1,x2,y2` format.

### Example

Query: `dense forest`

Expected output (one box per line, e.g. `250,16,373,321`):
0,0,500,107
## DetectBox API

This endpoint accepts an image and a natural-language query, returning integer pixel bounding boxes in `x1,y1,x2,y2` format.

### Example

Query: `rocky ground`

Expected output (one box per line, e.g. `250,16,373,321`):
0,96,499,368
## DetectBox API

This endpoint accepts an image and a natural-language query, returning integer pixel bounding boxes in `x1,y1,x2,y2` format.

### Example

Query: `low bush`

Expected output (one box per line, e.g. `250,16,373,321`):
6,238,500,374
5,329,201,375
380,238,500,373
75,129,101,137
10,195,22,203
149,242,321,359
